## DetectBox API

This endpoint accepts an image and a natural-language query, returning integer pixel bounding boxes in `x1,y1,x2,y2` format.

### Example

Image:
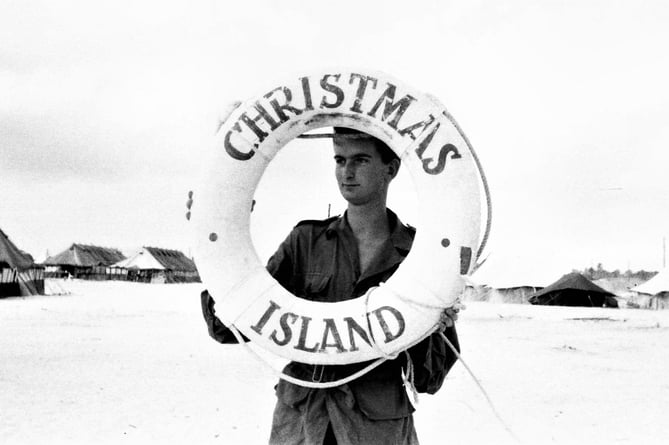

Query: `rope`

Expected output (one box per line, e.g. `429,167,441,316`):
440,332,522,444
222,287,438,389
225,316,521,442
402,350,420,404
363,286,401,361
439,108,492,263
221,286,425,389
227,323,388,389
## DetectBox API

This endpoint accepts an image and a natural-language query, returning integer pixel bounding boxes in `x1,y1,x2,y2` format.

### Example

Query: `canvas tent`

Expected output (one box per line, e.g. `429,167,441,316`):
0,228,44,297
113,247,200,283
464,254,555,304
528,272,619,308
631,268,669,309
43,243,126,280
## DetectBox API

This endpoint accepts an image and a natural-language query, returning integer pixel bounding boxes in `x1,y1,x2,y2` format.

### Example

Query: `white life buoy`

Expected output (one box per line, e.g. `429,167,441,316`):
192,69,487,365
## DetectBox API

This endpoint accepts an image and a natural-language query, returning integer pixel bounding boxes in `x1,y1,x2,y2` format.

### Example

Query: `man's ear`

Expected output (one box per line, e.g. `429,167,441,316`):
387,158,400,180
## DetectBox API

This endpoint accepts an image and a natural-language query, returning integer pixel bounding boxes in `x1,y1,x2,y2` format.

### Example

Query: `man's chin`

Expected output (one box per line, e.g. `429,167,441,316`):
342,195,369,206
339,188,355,198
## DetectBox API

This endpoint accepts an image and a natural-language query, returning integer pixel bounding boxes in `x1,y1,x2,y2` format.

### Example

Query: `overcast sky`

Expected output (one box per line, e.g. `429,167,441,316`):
2,0,668,282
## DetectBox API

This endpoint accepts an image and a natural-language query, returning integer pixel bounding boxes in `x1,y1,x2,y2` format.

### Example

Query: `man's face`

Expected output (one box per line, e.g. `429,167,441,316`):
333,137,394,206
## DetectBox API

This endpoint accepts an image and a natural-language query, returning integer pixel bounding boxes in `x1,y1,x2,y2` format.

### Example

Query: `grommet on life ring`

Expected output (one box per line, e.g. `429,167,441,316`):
191,69,487,366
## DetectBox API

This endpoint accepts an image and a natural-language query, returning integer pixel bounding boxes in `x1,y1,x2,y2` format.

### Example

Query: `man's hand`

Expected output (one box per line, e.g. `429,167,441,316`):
437,299,466,331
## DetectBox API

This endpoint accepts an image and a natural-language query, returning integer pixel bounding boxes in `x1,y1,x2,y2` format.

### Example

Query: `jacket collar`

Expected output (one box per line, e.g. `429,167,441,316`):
325,208,414,255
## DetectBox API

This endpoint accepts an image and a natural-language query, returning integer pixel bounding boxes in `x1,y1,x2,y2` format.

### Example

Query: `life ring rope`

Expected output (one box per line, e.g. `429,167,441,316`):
364,286,403,361
194,69,519,443
438,331,522,443
193,69,488,365
227,322,391,389
227,314,521,443
445,110,493,262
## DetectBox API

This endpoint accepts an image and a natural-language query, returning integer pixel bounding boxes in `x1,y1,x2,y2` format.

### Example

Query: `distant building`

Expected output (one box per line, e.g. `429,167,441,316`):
529,272,619,307
113,246,200,283
631,268,669,309
43,243,126,280
463,284,543,305
0,228,44,297
464,255,554,304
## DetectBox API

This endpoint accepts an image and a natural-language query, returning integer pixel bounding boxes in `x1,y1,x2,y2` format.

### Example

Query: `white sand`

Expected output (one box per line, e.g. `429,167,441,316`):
2,280,668,445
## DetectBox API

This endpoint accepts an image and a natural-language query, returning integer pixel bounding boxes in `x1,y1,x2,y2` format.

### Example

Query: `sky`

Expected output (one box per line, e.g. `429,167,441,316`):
1,0,668,283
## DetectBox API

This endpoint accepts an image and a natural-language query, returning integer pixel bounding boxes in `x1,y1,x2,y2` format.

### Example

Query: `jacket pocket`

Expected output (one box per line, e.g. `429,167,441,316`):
274,379,311,409
302,272,330,301
349,378,414,420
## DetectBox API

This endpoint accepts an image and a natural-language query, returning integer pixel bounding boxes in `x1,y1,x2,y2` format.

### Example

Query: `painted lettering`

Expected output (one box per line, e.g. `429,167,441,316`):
265,86,303,124
294,316,320,352
367,83,416,129
344,316,372,352
414,122,462,174
372,306,406,343
270,312,298,346
424,143,461,175
250,300,281,335
398,114,436,140
319,74,345,109
460,246,472,275
414,121,440,165
319,318,346,352
224,122,256,161
349,73,378,113
250,302,408,353
239,103,277,143
299,76,314,111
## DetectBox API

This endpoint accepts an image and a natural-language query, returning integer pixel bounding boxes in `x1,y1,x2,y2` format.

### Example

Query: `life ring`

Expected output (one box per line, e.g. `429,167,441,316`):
192,69,487,365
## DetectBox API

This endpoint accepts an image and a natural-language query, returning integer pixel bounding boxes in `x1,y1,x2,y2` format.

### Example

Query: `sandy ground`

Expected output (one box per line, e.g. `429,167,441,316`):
2,280,669,445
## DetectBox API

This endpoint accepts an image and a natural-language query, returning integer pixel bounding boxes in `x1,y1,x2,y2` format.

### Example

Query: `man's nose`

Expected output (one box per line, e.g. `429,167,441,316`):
343,163,355,179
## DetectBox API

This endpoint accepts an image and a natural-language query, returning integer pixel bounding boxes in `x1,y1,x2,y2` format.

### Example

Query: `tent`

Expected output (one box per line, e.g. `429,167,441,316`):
631,268,669,309
43,243,126,280
113,247,200,283
464,254,555,304
0,228,44,297
528,272,619,308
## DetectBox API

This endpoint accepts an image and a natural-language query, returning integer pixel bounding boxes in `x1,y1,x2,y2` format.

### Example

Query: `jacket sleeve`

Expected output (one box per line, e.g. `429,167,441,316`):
265,230,297,292
200,290,249,344
200,230,296,345
407,324,460,394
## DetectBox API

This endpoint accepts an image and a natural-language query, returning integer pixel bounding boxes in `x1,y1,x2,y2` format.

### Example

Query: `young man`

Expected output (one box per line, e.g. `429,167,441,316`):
201,127,460,445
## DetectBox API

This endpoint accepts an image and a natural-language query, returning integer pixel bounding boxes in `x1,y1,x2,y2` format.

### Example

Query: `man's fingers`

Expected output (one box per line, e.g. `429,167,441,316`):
437,309,457,331
453,301,467,312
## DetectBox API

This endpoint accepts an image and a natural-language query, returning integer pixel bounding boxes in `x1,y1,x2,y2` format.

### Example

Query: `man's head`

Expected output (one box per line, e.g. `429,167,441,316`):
333,127,400,164
332,128,400,206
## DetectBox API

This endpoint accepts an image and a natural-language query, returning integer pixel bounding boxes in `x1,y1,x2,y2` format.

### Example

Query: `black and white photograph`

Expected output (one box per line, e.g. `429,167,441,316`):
2,1,669,444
